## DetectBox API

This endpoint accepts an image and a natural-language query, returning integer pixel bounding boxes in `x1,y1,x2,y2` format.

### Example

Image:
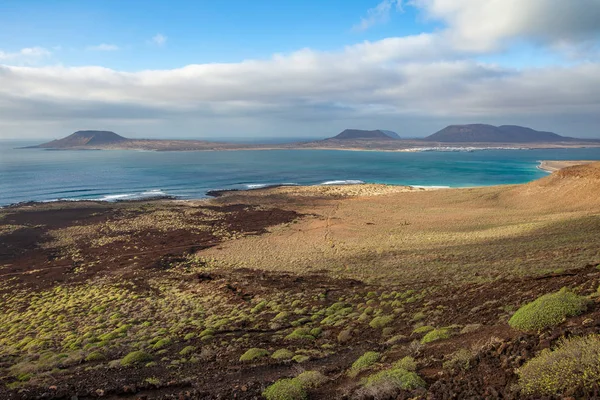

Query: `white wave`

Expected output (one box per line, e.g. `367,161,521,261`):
411,185,451,189
141,189,167,196
320,180,364,185
245,183,300,189
99,193,134,201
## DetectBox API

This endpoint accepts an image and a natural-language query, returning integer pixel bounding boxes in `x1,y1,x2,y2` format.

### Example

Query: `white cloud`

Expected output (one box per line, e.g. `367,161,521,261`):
1,41,598,133
87,43,119,51
0,47,51,63
410,0,600,51
354,0,404,31
151,33,167,47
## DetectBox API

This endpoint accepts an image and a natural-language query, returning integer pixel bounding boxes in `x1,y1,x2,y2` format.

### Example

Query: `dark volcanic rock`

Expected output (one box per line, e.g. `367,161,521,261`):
424,124,575,143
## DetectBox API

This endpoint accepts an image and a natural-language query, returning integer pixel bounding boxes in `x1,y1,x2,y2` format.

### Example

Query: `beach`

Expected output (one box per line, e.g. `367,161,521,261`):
538,159,597,172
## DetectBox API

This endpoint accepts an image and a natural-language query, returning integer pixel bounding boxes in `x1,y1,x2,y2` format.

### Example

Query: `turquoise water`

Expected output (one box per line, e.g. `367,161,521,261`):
2,140,600,206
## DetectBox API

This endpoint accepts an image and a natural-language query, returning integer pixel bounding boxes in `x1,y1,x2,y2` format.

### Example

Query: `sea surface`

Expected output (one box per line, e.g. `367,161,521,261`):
2,140,600,206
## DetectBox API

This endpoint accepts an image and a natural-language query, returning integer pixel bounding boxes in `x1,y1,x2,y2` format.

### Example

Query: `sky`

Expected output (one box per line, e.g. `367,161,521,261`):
0,0,599,139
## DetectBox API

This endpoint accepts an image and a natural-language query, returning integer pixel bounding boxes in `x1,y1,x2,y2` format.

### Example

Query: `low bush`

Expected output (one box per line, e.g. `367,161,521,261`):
263,378,307,400
349,351,381,376
292,354,310,363
358,367,425,398
272,349,295,360
369,316,393,329
121,351,152,366
509,288,589,331
239,348,270,362
518,334,600,396
84,351,105,362
152,338,171,350
412,325,434,335
393,356,417,371
285,328,315,341
179,345,196,356
421,328,450,344
295,370,327,388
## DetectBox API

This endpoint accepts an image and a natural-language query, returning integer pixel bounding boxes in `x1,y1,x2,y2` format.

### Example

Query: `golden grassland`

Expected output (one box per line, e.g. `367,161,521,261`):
200,168,600,285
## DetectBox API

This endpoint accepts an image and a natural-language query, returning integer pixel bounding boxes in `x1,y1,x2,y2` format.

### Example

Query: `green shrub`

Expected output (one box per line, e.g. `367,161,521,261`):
295,370,327,388
393,356,417,371
272,349,295,360
518,334,600,396
361,367,426,397
349,351,381,376
251,301,267,314
508,288,589,331
385,334,407,345
199,328,214,338
240,348,270,362
85,351,106,362
292,354,310,363
369,316,393,329
152,338,171,350
179,345,196,356
411,311,426,321
263,378,307,400
309,327,322,337
285,328,315,341
421,328,450,344
273,311,290,321
121,351,153,366
412,325,434,335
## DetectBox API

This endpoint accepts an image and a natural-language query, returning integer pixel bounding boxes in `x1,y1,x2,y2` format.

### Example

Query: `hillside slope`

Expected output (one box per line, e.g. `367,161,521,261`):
425,124,574,143
33,130,129,148
331,129,398,140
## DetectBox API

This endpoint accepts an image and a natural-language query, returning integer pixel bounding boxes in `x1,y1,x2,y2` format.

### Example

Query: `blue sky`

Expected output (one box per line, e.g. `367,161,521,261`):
0,0,599,139
0,1,435,69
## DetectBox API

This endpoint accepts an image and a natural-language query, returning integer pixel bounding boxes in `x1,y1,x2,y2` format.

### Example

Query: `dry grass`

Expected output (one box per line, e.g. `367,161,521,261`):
198,170,600,285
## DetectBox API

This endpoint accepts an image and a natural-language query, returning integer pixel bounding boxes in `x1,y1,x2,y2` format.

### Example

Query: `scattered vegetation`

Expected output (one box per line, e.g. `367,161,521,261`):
271,349,295,360
421,328,451,344
121,351,152,366
369,315,393,329
358,364,426,398
508,288,590,331
295,370,327,388
263,378,307,400
518,335,600,396
240,348,270,362
349,351,381,377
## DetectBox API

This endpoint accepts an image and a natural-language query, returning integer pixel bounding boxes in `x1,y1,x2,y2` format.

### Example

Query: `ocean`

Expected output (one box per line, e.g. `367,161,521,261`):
2,140,600,206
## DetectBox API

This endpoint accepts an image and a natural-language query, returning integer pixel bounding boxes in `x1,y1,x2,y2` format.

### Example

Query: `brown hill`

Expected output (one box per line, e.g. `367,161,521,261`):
501,161,600,211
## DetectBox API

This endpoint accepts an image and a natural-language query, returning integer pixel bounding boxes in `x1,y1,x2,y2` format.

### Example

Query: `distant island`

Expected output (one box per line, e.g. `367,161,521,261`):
332,129,400,140
424,124,576,143
25,125,600,152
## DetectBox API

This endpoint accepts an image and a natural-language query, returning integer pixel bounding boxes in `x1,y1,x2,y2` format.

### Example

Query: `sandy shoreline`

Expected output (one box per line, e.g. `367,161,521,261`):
538,160,597,172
